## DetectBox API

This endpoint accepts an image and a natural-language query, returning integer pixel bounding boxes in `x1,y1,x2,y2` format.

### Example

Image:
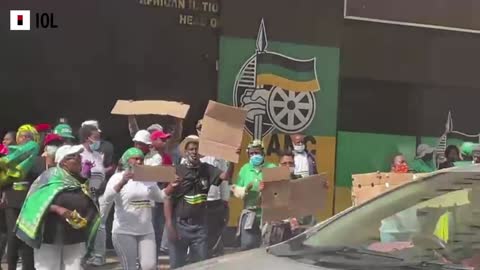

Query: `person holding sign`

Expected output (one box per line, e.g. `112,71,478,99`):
231,139,276,251
193,120,232,257
260,150,320,246
103,148,177,270
164,135,234,269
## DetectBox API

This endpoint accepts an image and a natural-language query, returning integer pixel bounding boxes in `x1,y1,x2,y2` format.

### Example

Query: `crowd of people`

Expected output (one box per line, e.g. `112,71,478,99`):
391,142,480,174
0,116,323,270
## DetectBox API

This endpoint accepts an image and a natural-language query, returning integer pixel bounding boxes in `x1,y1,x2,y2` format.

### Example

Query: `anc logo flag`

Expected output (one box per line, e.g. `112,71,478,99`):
256,52,320,92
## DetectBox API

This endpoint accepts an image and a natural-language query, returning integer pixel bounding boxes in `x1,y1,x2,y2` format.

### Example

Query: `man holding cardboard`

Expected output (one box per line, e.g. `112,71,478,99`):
164,135,234,269
231,140,276,250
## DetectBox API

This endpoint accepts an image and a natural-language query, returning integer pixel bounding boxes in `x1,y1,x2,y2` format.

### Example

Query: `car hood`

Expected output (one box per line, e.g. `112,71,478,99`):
180,248,329,270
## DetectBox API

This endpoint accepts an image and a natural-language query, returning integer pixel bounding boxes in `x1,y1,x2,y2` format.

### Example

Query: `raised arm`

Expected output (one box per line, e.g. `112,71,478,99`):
128,115,140,138
166,118,183,152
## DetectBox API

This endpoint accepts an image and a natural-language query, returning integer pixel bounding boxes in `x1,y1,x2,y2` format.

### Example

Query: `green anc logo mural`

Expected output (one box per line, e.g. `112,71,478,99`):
233,19,321,139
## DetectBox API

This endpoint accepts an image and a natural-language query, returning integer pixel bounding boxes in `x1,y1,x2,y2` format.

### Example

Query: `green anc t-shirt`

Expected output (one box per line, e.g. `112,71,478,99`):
235,162,276,216
411,159,436,173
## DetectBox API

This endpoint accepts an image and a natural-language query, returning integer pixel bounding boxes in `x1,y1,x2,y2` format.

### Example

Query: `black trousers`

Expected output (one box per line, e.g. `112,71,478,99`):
5,208,34,270
206,200,228,257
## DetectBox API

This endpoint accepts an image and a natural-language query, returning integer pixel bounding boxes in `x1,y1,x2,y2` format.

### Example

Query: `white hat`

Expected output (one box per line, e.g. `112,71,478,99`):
133,130,152,145
81,120,101,132
147,124,163,133
179,135,199,156
55,145,84,163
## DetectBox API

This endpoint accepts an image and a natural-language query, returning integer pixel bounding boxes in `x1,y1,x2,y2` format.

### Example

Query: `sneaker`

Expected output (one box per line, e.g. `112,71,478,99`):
85,256,106,266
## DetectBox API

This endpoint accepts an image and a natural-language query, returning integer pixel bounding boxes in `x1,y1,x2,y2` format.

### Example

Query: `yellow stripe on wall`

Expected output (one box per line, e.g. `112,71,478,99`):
256,74,320,93
228,132,336,226
334,186,353,214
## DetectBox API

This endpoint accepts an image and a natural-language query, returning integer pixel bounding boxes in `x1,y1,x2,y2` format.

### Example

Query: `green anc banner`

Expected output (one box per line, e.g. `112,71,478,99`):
217,20,340,225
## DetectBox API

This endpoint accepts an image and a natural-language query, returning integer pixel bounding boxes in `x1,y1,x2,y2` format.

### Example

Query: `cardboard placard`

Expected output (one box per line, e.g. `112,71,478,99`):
261,173,328,222
351,172,415,206
262,167,291,182
261,180,291,222
133,165,176,182
111,100,190,119
290,175,328,217
198,100,247,163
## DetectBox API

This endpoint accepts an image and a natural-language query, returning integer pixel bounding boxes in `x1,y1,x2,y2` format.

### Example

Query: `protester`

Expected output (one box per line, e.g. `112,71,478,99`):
78,124,107,266
232,139,276,251
391,153,409,173
53,123,76,145
128,115,183,163
261,150,309,246
133,130,152,155
149,130,174,256
411,144,436,173
2,131,16,147
165,135,233,269
103,147,176,270
439,145,461,169
194,121,232,257
81,120,115,176
42,134,64,170
0,131,11,269
290,134,318,177
0,124,41,270
16,145,99,270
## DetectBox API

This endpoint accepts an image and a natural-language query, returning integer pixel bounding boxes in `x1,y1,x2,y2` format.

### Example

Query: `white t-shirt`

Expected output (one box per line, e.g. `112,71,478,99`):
144,150,163,166
294,152,310,177
180,156,230,201
80,148,106,190
103,171,166,235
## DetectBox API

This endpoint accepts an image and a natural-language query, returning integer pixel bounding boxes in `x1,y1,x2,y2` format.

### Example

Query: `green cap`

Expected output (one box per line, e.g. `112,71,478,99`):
53,124,75,139
460,142,479,157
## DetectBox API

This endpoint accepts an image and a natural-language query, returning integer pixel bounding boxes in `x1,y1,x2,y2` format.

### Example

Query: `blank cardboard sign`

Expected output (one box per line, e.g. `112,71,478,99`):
261,180,291,221
351,172,415,206
199,100,247,163
133,165,176,182
262,173,328,222
290,175,328,217
262,166,290,182
111,100,190,119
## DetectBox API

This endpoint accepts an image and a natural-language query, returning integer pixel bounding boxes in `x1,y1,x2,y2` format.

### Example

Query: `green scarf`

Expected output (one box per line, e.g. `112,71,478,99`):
16,167,100,249
0,140,40,188
120,147,144,169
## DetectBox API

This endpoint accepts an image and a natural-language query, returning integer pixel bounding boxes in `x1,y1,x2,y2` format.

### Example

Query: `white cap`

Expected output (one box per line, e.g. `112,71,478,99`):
133,130,152,145
82,120,101,132
147,124,163,133
55,145,84,163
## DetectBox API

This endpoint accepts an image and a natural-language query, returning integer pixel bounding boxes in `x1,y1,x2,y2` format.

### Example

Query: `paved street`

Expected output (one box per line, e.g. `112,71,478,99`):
2,248,238,269
2,250,170,270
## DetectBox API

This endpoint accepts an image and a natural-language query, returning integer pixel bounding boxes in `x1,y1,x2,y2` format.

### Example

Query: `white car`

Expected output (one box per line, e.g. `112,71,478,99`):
183,165,480,270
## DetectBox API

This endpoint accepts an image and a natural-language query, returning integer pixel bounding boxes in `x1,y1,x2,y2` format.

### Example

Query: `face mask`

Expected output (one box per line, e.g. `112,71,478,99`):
45,145,59,157
249,154,264,167
293,144,305,153
393,163,409,173
288,166,295,174
90,140,100,151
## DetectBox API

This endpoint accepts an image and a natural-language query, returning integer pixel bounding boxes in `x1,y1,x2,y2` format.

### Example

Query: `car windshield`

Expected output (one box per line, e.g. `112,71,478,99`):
270,166,480,269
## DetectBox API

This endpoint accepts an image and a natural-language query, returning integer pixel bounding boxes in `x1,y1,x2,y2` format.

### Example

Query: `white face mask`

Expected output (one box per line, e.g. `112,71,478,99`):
45,145,59,157
288,166,295,173
293,144,305,153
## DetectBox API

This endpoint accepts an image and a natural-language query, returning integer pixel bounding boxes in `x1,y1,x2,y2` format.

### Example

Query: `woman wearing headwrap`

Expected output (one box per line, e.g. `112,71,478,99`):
103,147,177,270
16,145,99,270
0,124,41,270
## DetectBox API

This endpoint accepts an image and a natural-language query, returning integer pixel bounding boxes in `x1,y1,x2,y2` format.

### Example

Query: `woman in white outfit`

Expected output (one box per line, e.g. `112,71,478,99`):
103,147,176,270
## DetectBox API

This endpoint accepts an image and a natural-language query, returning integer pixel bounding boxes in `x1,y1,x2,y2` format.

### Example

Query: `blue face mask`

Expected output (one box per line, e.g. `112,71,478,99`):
249,154,264,167
90,140,100,151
